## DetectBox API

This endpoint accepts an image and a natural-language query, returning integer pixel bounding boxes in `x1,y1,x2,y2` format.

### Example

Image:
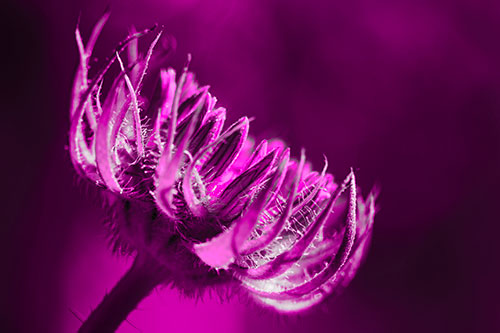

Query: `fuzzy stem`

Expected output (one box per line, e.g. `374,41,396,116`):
78,253,168,333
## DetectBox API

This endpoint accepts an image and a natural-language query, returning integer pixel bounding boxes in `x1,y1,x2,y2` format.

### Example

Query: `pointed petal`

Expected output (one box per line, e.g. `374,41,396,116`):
216,149,278,219
237,171,349,280
177,86,209,123
116,52,144,157
200,117,249,181
155,84,203,217
84,9,110,56
127,26,139,82
290,157,329,216
71,10,109,116
174,87,209,146
180,72,198,103
239,170,359,299
232,150,290,253
148,68,176,148
193,156,287,269
260,148,290,208
181,112,242,217
162,59,191,160
133,30,163,91
188,108,226,153
238,149,306,255
94,87,125,193
244,139,268,169
73,25,157,126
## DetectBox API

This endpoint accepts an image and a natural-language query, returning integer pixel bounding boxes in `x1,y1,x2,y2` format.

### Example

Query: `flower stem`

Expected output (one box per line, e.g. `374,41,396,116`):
78,253,168,333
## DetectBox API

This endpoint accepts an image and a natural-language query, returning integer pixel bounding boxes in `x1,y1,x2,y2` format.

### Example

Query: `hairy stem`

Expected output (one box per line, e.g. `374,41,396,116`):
78,252,168,333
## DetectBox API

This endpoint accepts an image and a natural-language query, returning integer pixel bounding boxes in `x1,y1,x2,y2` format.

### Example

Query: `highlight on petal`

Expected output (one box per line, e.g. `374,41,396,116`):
193,152,288,269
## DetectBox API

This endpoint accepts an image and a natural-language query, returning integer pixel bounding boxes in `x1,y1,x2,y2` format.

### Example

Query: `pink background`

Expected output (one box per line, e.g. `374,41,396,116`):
2,0,499,332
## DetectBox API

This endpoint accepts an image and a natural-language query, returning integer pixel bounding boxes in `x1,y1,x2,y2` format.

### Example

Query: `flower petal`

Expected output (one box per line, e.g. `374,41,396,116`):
174,87,209,146
238,171,363,299
237,171,349,280
188,108,226,154
147,68,176,149
238,149,306,255
193,152,289,269
181,116,244,217
200,117,249,181
216,149,278,220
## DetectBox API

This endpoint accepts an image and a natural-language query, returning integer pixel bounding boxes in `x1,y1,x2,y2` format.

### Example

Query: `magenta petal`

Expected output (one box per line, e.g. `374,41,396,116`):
161,59,192,160
266,138,287,154
192,226,238,269
132,30,163,92
174,87,209,146
177,86,209,124
259,148,290,208
182,116,245,217
193,157,287,269
244,139,268,169
252,291,325,313
94,88,125,193
188,108,226,153
155,92,203,217
238,149,305,255
240,171,360,299
200,117,249,181
290,159,329,216
68,113,97,181
116,52,144,157
69,13,111,180
216,149,277,219
238,172,347,280
232,149,290,252
224,137,255,178
193,200,265,269
71,11,109,117
180,72,198,103
148,68,176,148
70,23,155,184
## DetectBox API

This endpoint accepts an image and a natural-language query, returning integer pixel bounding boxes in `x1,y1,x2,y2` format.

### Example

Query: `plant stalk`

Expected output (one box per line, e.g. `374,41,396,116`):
78,253,168,333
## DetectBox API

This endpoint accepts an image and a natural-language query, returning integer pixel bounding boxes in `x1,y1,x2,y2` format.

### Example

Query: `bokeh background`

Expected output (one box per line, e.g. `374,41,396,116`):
2,0,499,332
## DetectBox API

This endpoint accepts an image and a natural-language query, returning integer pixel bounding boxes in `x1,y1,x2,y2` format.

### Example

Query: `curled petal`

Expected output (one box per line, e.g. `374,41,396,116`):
193,152,289,269
71,21,157,186
200,117,249,182
290,157,329,216
177,86,209,125
188,108,226,154
245,140,268,169
239,170,360,300
155,71,203,217
116,52,144,157
147,68,176,149
237,170,350,280
182,117,246,217
174,87,209,146
216,149,277,219
94,79,127,193
238,149,306,255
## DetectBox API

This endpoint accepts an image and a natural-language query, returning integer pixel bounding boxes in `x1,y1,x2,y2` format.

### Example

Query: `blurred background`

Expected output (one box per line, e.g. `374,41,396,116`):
2,0,499,332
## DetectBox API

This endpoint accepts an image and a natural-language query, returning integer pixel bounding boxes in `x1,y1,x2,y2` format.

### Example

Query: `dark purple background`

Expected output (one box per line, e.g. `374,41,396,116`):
2,0,499,332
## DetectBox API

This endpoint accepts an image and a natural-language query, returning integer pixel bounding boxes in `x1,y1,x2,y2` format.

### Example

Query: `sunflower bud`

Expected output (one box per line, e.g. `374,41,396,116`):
69,14,377,315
